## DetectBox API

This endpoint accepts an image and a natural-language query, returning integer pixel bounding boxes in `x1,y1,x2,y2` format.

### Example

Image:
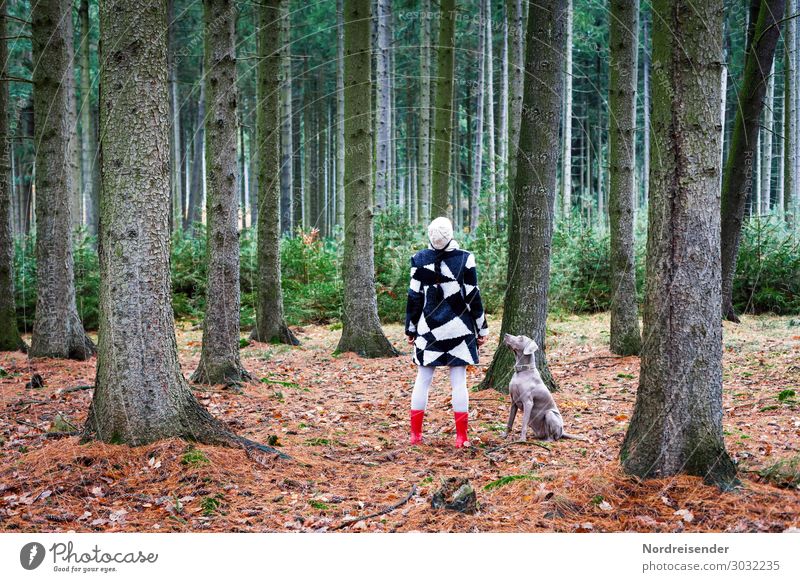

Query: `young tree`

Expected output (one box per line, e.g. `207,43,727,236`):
191,0,250,384
720,0,784,321
621,0,737,489
251,0,297,346
430,0,456,218
0,5,25,352
480,0,567,392
29,0,94,360
336,0,397,358
608,0,642,355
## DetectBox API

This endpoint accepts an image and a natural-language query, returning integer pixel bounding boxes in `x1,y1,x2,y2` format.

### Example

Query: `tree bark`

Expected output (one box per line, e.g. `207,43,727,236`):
470,1,486,233
507,0,525,195
783,0,796,223
498,0,509,225
168,0,183,232
280,0,293,236
760,60,775,214
186,81,206,231
562,0,573,218
484,0,497,225
336,0,397,358
430,0,456,218
720,0,785,322
417,0,432,225
191,0,251,385
608,0,642,356
641,8,650,208
29,0,94,360
78,0,98,237
479,0,567,393
375,0,391,211
336,0,346,233
621,0,738,490
250,0,298,346
0,5,25,352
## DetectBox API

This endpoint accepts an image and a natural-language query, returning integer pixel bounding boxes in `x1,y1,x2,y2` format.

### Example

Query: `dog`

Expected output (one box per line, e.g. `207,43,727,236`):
501,333,587,442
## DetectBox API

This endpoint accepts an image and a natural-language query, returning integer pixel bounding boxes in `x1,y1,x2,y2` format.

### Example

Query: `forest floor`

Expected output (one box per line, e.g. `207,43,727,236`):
1,313,799,533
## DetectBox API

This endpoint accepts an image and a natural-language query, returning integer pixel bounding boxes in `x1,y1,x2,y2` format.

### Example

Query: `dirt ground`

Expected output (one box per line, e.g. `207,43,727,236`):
1,313,799,532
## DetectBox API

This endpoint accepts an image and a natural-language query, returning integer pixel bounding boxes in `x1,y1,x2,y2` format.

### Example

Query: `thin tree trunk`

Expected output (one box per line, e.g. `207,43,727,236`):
0,5,25,352
240,121,248,229
498,0,509,225
168,0,182,233
374,0,391,211
292,89,303,230
336,0,346,234
784,0,796,223
280,1,293,236
720,0,785,322
336,0,397,358
641,8,650,208
507,0,525,195
430,0,456,218
79,0,98,237
29,0,94,360
484,0,497,225
186,81,206,231
480,0,567,393
470,1,486,233
251,0,298,346
192,0,251,384
417,0,432,224
760,60,775,214
562,0,573,219
621,0,737,490
608,0,642,356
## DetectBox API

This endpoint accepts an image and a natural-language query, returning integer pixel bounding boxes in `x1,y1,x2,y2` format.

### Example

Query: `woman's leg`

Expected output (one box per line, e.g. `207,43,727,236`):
449,366,468,413
411,365,435,410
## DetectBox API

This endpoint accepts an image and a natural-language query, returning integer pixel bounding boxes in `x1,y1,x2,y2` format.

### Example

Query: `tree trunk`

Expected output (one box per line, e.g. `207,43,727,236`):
336,0,397,358
760,60,775,214
186,82,206,231
470,1,486,233
430,0,456,218
720,0,785,322
280,0,294,236
484,0,497,225
86,0,236,447
0,6,25,352
191,0,251,385
783,0,796,223
29,0,94,360
250,0,298,346
336,0,346,234
292,90,303,230
562,0,573,218
417,0,432,225
374,0,391,211
498,0,509,225
168,0,182,233
79,0,99,237
621,0,737,490
507,0,525,195
479,0,567,393
608,0,642,356
641,8,650,208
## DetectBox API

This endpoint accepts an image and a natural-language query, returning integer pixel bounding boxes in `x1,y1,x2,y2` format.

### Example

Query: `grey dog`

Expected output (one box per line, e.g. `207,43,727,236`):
501,333,587,442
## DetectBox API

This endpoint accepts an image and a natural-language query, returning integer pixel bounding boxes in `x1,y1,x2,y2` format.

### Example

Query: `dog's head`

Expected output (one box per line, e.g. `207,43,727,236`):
503,333,539,357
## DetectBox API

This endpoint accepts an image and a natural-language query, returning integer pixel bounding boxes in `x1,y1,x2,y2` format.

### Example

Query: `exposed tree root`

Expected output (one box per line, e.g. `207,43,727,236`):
331,485,416,530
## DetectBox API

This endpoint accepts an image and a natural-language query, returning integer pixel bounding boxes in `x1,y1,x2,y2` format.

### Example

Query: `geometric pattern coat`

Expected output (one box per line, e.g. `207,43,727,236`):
405,242,489,367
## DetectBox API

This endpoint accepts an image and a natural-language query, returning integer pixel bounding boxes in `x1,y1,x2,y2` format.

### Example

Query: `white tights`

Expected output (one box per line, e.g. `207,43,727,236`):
410,366,469,413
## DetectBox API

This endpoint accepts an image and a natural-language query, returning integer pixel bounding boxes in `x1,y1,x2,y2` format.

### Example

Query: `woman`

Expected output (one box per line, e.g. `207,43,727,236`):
405,217,489,447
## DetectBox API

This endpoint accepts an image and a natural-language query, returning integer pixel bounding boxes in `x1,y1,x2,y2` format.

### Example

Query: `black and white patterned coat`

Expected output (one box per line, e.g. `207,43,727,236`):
404,242,489,367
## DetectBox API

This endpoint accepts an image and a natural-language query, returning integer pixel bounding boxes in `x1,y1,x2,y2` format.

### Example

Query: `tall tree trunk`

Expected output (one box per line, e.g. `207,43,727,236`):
280,1,293,236
292,90,303,230
760,61,775,214
430,0,456,218
507,0,525,195
240,121,248,229
336,0,397,358
85,0,283,454
417,0,432,224
641,8,650,208
336,0,346,234
470,1,486,233
191,0,250,384
484,0,498,225
720,0,784,322
562,0,573,218
18,102,34,235
186,81,206,231
315,76,327,236
251,0,298,346
29,0,94,360
168,0,182,233
479,0,567,393
621,0,737,490
783,0,796,223
498,0,509,225
0,6,25,352
79,0,98,237
608,0,642,356
375,0,391,211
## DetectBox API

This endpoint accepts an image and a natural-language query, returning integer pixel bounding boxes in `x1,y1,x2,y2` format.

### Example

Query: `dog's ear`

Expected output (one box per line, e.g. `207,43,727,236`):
523,339,538,355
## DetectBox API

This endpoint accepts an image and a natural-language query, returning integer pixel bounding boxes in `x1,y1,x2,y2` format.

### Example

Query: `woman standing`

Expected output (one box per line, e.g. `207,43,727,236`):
405,217,489,447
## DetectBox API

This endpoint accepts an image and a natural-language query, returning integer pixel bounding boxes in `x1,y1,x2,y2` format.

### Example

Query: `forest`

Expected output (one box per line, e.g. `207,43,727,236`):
0,0,798,533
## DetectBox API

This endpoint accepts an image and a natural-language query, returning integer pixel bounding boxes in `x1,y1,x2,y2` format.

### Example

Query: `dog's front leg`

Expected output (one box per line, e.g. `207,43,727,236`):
501,403,517,439
518,400,533,442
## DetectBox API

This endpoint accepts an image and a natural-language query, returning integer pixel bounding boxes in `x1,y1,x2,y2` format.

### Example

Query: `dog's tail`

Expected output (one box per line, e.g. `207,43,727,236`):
560,432,589,442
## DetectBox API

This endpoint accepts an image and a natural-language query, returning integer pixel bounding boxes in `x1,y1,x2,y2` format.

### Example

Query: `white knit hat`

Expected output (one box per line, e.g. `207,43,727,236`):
428,216,454,250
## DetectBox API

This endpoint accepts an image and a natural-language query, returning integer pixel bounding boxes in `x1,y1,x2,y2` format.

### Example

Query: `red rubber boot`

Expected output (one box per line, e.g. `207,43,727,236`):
410,410,425,445
454,412,470,448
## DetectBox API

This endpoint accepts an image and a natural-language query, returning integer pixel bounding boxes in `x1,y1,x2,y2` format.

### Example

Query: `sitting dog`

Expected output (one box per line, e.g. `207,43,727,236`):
501,333,586,442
